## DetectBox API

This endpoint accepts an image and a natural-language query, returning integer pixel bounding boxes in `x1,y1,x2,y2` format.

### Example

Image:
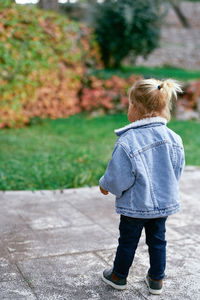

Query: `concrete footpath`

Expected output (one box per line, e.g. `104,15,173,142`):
0,166,200,300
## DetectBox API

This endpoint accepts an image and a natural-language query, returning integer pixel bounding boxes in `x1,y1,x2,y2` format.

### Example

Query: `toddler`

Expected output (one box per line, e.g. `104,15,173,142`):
99,78,185,295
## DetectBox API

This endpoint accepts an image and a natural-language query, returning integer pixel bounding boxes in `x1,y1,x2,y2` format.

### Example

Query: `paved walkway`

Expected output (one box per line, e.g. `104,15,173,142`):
0,166,200,300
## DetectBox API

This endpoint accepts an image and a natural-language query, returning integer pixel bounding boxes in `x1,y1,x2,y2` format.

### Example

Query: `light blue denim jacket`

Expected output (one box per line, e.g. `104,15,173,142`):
99,117,185,219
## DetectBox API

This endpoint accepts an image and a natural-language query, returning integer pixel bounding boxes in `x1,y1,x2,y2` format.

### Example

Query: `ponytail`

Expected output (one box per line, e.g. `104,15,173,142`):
158,79,183,110
129,78,183,121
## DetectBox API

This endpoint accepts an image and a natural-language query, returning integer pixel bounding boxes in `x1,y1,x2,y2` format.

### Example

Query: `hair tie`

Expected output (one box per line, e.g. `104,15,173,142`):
157,85,161,90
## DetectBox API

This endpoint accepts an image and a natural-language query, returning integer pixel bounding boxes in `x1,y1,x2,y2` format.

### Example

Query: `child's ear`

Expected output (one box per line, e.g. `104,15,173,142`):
129,102,135,111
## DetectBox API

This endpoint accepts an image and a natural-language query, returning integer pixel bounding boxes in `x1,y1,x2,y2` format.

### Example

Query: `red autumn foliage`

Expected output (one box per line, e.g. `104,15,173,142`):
79,75,142,114
178,80,200,111
0,3,102,128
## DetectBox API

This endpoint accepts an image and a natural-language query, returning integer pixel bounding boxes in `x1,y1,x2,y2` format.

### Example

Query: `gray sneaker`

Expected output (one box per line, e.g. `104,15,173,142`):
101,268,127,290
145,274,163,295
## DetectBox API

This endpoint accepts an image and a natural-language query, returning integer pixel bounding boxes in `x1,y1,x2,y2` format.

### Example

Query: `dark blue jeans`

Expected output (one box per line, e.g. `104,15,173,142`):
113,215,167,280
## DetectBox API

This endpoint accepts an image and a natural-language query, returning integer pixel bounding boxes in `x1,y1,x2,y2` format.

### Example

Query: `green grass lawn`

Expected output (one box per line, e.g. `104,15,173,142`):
0,113,200,191
92,66,200,81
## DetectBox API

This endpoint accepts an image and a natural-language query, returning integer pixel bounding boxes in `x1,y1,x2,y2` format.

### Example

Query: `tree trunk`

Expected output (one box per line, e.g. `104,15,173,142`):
38,0,59,12
169,0,190,28
172,3,190,28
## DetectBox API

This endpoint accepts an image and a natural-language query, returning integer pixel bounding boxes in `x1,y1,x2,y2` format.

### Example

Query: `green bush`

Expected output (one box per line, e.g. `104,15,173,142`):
93,0,163,68
0,1,101,128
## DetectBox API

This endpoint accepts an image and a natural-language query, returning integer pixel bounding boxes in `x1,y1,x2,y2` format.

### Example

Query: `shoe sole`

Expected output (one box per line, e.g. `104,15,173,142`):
101,273,127,290
145,277,163,295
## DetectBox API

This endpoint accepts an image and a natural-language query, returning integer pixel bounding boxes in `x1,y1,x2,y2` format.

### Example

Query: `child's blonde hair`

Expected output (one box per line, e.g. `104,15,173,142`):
129,78,182,121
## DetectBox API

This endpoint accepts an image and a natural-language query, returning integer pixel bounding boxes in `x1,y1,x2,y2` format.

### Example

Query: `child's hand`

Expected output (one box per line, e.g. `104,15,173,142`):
99,185,109,195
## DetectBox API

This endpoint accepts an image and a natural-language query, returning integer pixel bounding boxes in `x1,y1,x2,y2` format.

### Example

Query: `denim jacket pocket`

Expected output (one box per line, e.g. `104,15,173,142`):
116,187,133,209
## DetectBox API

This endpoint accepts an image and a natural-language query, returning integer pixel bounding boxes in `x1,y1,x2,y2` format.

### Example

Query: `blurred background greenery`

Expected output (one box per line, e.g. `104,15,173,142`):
0,114,200,190
0,0,200,190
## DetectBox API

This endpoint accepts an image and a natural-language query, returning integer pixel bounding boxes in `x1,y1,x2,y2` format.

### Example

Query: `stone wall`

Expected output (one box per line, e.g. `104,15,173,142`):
63,1,200,70
134,2,200,70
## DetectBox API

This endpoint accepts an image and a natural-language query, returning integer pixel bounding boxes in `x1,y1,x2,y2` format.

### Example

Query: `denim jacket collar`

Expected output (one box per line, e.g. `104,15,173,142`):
114,117,167,136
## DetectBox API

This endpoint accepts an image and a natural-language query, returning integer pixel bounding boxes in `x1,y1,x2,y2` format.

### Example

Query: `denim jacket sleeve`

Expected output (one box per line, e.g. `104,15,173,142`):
99,143,136,198
179,146,185,179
